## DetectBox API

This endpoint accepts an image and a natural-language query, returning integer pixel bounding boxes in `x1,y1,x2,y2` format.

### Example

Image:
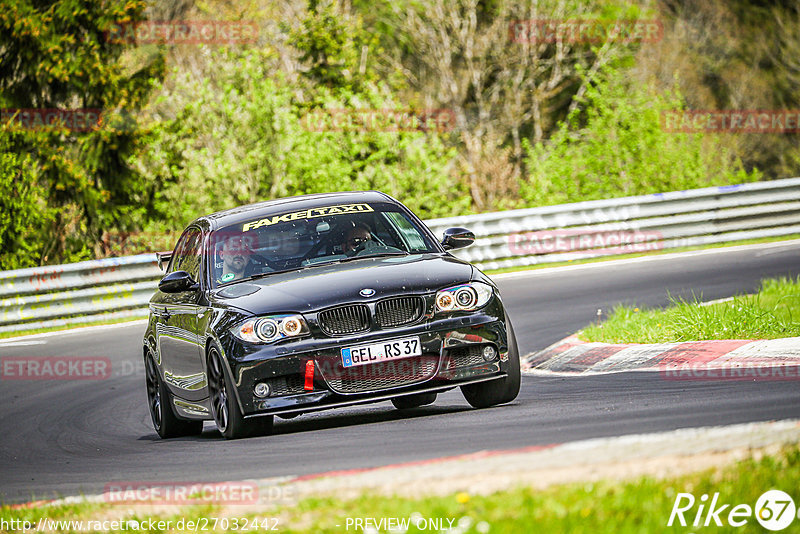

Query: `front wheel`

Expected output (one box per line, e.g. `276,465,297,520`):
144,351,203,439
207,344,273,440
460,320,521,408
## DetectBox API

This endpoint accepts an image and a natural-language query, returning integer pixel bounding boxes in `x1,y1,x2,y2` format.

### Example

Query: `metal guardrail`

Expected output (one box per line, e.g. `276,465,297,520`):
426,177,800,270
0,255,161,334
2,178,799,333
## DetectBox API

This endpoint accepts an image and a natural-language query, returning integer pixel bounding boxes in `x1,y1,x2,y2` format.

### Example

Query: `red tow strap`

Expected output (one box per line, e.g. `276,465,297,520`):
304,360,315,391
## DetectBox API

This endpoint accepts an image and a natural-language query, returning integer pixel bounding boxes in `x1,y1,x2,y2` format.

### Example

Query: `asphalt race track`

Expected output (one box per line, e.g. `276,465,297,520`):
2,241,800,503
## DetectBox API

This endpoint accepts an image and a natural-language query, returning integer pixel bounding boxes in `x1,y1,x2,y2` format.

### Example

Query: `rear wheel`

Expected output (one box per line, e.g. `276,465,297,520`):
460,321,521,408
391,392,437,410
144,351,203,439
207,344,273,439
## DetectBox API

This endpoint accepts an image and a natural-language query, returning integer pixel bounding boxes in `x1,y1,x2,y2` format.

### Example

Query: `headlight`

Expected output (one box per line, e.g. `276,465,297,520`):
231,314,310,343
435,282,493,312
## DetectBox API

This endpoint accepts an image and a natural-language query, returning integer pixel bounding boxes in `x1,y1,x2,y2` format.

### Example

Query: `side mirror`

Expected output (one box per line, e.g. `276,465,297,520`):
158,270,199,293
441,227,475,250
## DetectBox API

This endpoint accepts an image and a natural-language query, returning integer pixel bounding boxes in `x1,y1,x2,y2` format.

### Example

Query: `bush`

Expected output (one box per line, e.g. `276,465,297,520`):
521,66,761,207
134,47,467,233
0,131,53,270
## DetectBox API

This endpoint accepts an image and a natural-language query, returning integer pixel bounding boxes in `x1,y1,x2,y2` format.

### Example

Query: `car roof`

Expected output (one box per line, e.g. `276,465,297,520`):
192,191,396,230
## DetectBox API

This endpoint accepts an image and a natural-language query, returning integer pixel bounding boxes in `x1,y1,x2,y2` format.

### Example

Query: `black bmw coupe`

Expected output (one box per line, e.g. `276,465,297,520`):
143,191,520,439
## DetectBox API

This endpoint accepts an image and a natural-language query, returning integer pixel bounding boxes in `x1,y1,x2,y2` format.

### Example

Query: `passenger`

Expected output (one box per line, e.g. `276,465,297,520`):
342,222,373,255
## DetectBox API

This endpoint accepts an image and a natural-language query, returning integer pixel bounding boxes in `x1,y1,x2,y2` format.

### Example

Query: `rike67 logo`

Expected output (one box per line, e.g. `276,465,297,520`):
668,490,797,531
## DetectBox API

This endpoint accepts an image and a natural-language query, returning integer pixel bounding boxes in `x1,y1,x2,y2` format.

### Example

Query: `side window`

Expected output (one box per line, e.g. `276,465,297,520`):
383,212,428,252
170,227,203,280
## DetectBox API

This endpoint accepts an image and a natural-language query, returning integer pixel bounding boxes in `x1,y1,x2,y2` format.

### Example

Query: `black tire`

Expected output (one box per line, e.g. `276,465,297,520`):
391,392,437,410
207,344,274,439
460,320,521,408
144,351,204,439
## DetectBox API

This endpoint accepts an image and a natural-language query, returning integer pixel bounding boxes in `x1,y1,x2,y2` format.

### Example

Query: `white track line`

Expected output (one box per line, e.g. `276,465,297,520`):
0,319,147,343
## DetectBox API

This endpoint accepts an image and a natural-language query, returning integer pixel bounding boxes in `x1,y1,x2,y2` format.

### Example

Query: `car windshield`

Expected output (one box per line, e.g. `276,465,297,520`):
209,201,438,287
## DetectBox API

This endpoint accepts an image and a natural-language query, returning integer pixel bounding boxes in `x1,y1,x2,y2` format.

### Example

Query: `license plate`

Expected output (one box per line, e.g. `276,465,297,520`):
341,336,422,368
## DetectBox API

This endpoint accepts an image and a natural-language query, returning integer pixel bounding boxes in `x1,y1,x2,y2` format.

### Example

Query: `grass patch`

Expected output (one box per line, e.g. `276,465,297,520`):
3,445,799,532
485,234,800,276
581,276,800,344
283,445,800,533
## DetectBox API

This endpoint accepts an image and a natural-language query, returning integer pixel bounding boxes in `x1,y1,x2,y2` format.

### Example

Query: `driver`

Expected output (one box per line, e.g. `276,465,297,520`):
218,235,252,283
342,222,373,255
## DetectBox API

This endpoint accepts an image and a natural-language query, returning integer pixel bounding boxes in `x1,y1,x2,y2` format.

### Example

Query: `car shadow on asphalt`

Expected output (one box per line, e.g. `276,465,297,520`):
137,402,476,441
271,403,475,436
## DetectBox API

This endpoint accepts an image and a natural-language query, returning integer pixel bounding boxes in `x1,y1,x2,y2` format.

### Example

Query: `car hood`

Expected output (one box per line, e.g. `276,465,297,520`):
210,253,475,315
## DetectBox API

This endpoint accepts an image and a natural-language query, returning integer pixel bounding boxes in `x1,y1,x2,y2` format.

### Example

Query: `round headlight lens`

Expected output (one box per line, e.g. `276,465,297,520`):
256,319,279,341
282,317,303,336
455,287,477,309
437,292,455,311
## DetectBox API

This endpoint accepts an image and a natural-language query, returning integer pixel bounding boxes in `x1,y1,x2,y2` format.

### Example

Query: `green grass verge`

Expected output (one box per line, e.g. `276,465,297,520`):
2,445,799,532
485,234,800,275
581,276,800,344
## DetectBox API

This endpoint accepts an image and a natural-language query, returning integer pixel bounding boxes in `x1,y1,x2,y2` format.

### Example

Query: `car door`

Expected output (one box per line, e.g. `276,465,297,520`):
157,226,207,401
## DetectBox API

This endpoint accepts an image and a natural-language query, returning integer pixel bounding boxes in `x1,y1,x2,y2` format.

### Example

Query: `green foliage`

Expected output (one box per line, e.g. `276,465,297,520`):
0,0,165,264
521,66,760,207
136,43,466,232
3,0,795,266
290,0,380,92
0,131,53,270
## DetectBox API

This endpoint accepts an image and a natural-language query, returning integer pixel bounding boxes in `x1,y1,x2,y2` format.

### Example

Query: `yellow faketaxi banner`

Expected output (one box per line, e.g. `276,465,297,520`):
242,204,373,232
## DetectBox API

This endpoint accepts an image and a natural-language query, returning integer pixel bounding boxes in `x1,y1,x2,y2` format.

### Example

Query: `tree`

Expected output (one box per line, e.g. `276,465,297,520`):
522,65,759,206
383,0,647,210
0,0,165,264
134,46,466,233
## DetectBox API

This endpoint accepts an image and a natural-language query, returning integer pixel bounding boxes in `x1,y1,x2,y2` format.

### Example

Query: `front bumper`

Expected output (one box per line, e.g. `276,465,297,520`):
225,311,511,417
